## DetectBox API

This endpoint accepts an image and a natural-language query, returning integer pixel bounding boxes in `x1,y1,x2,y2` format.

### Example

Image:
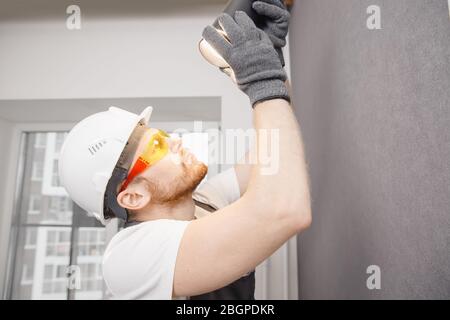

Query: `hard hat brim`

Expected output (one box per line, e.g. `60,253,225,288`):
140,107,153,124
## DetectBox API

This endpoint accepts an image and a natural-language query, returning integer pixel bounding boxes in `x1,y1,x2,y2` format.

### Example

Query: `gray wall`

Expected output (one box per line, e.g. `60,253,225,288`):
290,0,450,299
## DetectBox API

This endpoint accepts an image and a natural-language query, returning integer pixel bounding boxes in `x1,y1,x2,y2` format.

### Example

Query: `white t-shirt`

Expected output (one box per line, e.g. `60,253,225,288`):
102,167,241,300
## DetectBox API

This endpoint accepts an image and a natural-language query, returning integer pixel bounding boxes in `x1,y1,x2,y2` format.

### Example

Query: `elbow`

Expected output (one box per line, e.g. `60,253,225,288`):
290,191,312,232
298,209,312,231
280,197,312,232
243,190,312,232
289,206,312,232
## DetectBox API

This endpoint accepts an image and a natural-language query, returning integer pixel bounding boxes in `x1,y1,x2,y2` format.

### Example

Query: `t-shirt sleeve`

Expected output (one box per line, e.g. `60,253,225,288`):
193,167,241,210
102,219,190,300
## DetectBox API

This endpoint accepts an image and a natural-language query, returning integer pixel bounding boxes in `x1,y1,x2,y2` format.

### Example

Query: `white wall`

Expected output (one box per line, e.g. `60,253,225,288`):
0,3,252,129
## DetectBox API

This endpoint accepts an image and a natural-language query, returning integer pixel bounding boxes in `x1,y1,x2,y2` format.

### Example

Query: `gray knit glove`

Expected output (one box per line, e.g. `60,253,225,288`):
202,11,289,107
252,0,290,66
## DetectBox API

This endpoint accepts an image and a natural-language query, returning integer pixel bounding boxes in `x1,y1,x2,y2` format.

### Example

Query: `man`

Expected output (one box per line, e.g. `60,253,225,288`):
59,0,311,299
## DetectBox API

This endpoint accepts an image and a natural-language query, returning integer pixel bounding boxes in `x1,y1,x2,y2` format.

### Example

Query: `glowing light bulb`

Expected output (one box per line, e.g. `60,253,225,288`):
198,29,230,68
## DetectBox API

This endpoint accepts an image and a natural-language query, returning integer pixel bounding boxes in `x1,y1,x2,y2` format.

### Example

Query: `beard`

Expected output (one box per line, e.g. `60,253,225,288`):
149,161,208,204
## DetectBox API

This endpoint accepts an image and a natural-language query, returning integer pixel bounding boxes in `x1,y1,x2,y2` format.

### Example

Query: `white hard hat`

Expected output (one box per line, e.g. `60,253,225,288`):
59,106,153,225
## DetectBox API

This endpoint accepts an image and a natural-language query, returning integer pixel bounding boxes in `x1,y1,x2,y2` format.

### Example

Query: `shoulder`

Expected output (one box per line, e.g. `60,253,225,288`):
102,219,191,299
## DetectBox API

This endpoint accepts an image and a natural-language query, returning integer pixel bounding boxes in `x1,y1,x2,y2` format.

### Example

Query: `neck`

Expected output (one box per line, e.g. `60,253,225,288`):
131,193,196,222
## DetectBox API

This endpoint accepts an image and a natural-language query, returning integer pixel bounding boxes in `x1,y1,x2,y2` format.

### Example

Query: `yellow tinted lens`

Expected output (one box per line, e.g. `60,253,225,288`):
141,130,169,165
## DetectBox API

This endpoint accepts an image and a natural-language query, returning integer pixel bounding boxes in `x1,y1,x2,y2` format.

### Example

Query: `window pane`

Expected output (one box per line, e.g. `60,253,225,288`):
47,230,56,243
24,228,37,249
21,133,73,225
73,227,107,300
34,133,47,148
31,162,44,181
11,226,71,299
44,265,53,280
51,160,59,186
54,281,66,293
42,282,52,294
28,195,42,215
79,229,88,243
56,265,66,278
59,230,71,243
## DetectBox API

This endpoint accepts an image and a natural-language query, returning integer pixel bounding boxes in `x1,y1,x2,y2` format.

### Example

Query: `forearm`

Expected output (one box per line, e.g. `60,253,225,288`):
243,98,311,227
234,80,293,196
203,11,309,224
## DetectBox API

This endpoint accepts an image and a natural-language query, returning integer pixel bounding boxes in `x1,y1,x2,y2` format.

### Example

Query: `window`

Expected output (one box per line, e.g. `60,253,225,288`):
42,263,69,295
34,133,47,148
51,159,60,186
78,228,105,257
74,227,106,299
24,228,37,250
54,133,67,154
28,195,41,215
21,265,34,285
49,197,70,214
31,161,44,181
7,132,106,300
46,229,71,257
44,265,53,280
56,265,67,278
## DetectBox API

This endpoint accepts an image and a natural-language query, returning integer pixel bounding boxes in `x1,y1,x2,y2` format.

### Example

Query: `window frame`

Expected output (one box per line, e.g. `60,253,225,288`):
2,122,74,300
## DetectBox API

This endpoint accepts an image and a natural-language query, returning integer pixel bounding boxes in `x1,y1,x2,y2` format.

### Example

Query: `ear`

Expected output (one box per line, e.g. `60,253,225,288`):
116,180,152,211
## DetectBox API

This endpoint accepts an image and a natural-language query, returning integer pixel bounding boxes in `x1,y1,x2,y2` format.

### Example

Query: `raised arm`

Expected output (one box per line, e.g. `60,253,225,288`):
235,79,294,196
172,12,311,297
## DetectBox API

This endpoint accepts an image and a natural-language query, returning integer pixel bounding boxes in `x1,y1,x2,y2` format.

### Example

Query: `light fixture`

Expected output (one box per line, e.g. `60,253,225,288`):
199,0,262,69
198,0,293,70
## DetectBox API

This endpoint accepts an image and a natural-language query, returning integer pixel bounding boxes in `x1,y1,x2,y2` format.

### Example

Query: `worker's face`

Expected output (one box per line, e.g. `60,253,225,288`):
117,128,208,210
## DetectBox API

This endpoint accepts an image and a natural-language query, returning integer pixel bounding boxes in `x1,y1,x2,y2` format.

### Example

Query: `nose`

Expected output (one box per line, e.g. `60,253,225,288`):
169,137,182,153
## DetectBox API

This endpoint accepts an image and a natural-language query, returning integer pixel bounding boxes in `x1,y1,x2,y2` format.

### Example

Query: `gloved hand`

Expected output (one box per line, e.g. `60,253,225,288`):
252,0,290,66
202,11,290,107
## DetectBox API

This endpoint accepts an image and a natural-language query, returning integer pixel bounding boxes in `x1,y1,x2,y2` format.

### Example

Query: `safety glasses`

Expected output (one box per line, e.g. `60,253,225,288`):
120,129,170,191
